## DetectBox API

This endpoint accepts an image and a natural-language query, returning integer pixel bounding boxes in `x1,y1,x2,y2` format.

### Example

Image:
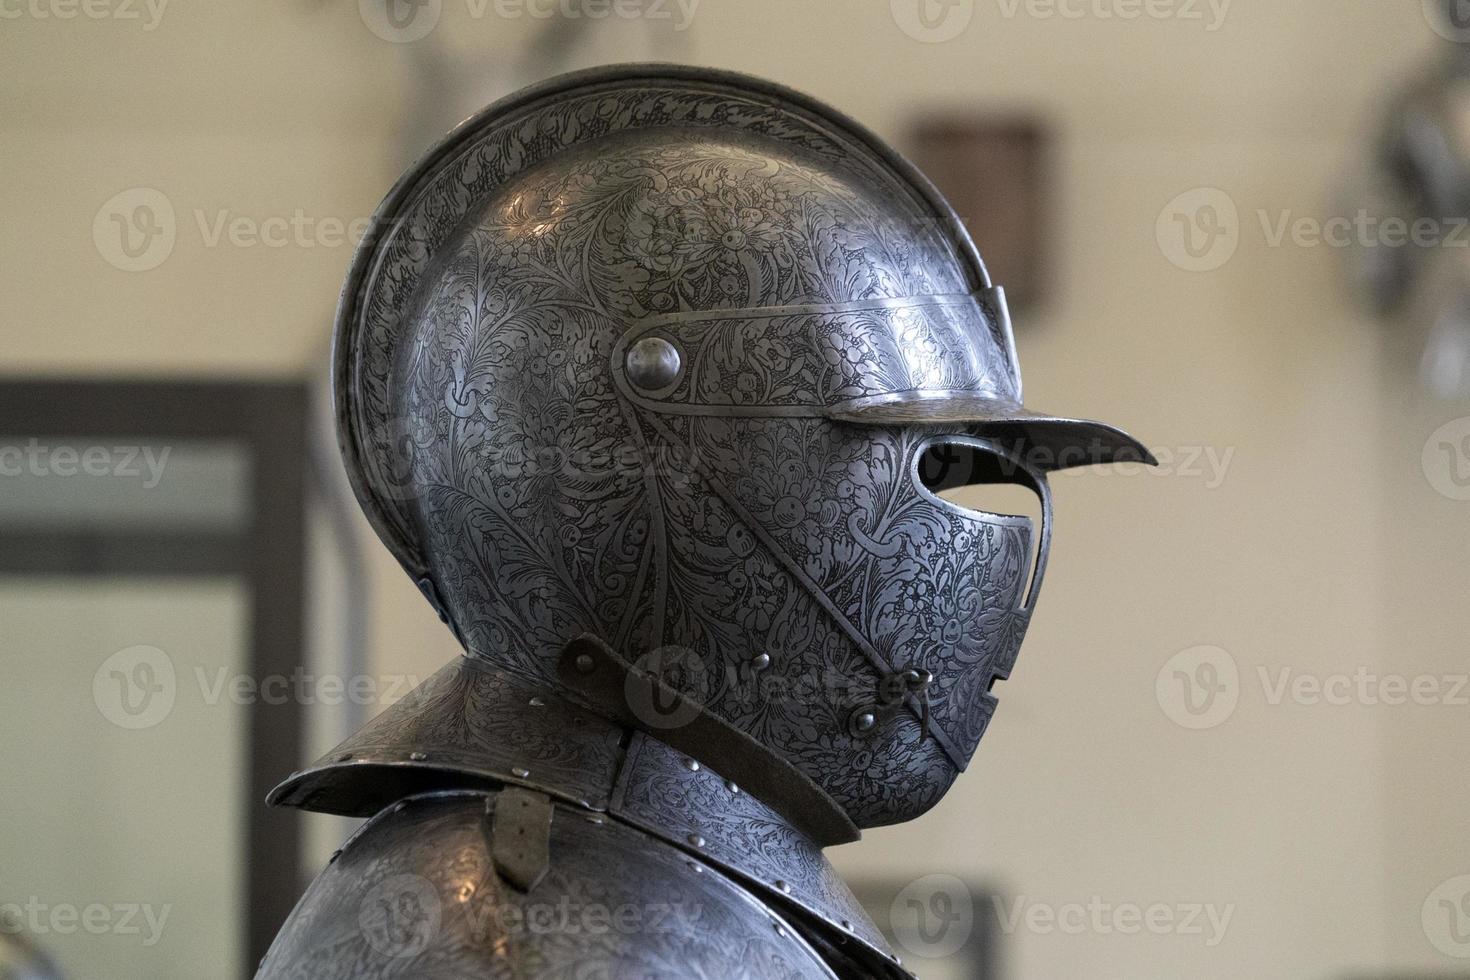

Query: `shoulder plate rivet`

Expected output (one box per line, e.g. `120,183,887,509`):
854,712,877,732
683,758,701,772
687,833,705,848
751,653,771,671
775,879,790,893
625,336,682,391
687,860,704,873
408,751,427,761
511,766,530,779
573,653,596,674
725,779,740,793
528,696,545,707
335,753,353,763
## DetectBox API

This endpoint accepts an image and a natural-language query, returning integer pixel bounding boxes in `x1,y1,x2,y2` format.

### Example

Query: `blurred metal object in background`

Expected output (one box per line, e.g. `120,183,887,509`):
1349,0,1470,398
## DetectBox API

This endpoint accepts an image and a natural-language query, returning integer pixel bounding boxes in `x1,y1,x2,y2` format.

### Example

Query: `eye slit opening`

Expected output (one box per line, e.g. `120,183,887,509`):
915,440,1043,521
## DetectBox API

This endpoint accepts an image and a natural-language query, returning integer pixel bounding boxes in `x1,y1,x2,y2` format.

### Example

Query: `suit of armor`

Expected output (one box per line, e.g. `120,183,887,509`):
256,65,1151,979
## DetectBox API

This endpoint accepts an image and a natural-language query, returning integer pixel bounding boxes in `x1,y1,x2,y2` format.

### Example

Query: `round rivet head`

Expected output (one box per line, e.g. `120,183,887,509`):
511,766,530,779
528,696,545,707
625,336,682,391
854,712,877,733
725,779,740,794
775,879,790,894
687,833,705,848
573,653,596,675
408,751,427,762
751,653,771,671
683,758,701,772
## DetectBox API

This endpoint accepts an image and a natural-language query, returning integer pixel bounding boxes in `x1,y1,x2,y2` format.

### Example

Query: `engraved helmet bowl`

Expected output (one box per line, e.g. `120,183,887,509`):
335,65,1152,828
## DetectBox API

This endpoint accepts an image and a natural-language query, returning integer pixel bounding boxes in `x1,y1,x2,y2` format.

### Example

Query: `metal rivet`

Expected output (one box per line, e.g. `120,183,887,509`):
328,849,342,864
511,766,530,779
687,861,704,873
584,814,604,825
687,833,705,848
335,752,353,763
775,879,790,894
529,696,545,707
725,780,740,794
625,336,682,391
683,758,701,772
841,919,852,930
774,923,787,937
574,653,596,674
408,751,427,762
751,653,771,671
854,712,877,732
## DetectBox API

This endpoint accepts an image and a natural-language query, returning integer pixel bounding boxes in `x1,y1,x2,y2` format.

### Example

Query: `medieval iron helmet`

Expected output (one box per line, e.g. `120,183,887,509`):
335,64,1152,833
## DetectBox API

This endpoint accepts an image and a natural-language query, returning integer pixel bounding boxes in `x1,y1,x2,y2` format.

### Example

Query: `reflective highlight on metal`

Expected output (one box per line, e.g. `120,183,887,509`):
256,792,839,980
261,63,1152,979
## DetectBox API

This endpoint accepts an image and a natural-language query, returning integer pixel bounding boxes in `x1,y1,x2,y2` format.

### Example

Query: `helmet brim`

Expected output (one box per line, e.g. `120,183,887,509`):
828,394,1157,471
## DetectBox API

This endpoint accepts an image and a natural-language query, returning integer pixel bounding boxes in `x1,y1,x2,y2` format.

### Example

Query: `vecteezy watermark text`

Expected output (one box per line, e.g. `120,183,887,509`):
0,0,168,30
0,439,170,488
1158,187,1470,273
1,899,170,947
994,0,1230,30
1158,645,1470,730
358,0,699,44
992,895,1234,946
93,644,427,730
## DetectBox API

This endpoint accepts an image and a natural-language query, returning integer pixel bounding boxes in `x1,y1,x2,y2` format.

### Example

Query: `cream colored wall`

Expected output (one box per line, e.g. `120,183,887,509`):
5,3,1464,978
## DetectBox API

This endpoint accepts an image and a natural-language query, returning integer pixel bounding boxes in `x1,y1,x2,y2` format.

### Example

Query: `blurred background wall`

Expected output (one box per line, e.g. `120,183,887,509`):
3,2,1468,978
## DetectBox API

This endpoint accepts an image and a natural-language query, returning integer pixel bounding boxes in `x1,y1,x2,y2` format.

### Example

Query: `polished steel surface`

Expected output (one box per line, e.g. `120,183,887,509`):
332,63,1149,828
267,62,1151,979
268,656,903,976
257,791,840,980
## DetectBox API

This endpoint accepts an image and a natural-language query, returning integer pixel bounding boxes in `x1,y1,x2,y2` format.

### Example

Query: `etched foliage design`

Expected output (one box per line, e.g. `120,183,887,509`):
387,101,1031,826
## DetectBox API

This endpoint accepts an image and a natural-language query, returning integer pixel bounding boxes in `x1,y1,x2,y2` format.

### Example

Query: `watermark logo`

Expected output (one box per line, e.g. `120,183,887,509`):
994,0,1230,31
1423,417,1470,501
1156,645,1238,730
0,440,171,487
891,0,974,42
1423,875,1470,958
992,895,1233,946
93,646,176,730
624,645,710,731
1425,0,1470,43
891,875,974,959
1159,188,1470,273
93,188,175,272
0,899,171,947
1157,188,1239,273
360,874,442,959
359,0,441,42
0,0,169,30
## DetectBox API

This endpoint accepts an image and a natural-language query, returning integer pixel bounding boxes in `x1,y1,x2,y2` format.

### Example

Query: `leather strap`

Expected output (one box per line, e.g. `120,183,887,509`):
488,787,554,892
556,634,860,847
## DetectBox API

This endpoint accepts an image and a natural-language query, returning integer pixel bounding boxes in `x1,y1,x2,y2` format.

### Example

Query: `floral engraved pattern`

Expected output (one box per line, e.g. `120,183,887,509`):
345,71,1041,831
275,661,907,975
613,735,891,962
622,298,1017,412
